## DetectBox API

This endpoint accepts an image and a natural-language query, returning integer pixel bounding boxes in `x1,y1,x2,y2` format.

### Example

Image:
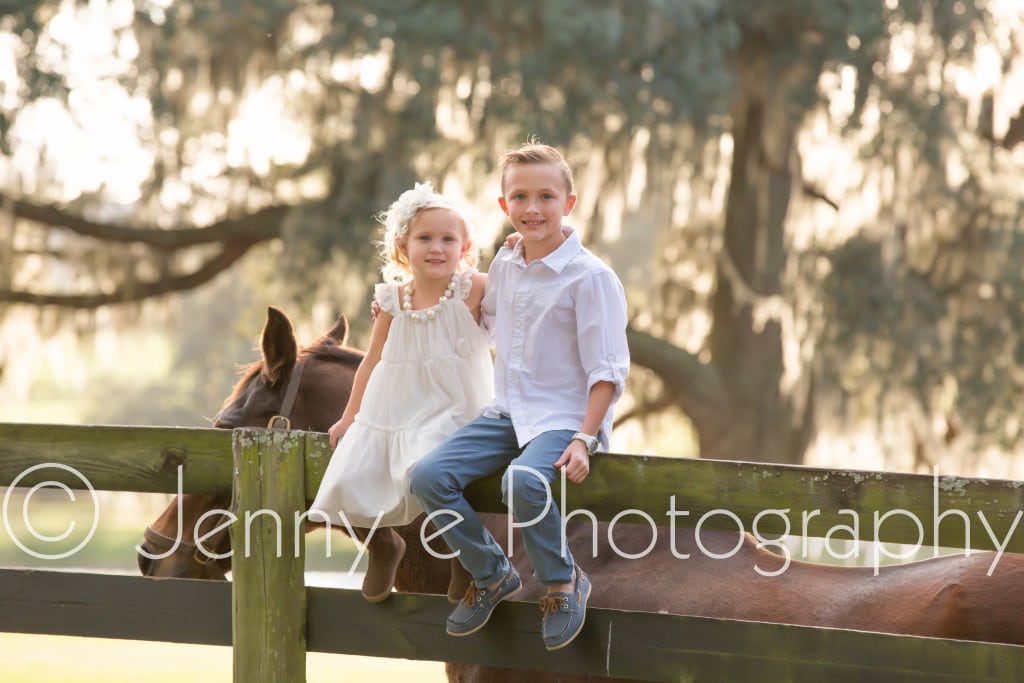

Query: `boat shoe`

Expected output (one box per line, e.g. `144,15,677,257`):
540,565,591,651
446,565,522,636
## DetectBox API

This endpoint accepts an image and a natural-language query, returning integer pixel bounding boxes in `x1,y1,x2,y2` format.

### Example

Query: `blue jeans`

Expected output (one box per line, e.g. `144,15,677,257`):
409,415,576,587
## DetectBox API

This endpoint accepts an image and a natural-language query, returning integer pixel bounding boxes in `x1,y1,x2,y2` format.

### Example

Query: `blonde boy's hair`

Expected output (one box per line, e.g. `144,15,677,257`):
498,141,574,195
377,182,478,283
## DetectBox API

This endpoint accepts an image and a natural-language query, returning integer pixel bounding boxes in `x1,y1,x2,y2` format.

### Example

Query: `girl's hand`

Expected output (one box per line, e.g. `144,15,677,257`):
328,416,354,448
503,226,571,248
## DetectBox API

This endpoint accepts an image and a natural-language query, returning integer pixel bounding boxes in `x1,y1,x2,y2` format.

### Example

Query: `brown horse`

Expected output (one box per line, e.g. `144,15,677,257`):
137,307,362,580
140,307,1024,682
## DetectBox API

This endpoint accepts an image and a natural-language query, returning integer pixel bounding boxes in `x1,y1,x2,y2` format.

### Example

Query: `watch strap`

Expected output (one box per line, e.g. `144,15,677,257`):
571,432,599,455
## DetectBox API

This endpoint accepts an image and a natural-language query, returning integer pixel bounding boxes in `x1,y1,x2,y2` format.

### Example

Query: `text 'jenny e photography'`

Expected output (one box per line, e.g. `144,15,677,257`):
4,463,1021,576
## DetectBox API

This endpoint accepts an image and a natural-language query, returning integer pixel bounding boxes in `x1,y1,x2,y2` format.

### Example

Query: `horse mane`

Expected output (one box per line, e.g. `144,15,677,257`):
216,338,364,418
300,340,364,367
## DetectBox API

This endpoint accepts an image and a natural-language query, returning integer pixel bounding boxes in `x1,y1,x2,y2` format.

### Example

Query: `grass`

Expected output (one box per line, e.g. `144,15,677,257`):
2,492,446,681
0,633,447,682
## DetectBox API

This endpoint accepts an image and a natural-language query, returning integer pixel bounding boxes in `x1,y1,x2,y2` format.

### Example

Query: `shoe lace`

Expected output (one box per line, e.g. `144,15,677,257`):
539,595,568,615
462,583,485,607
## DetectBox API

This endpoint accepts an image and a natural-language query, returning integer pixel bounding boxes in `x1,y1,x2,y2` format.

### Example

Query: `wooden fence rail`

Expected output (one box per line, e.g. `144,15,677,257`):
2,422,1024,682
4,422,1024,551
3,569,1023,682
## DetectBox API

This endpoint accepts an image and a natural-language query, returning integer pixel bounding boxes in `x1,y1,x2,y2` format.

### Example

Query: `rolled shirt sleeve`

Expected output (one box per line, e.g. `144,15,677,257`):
478,230,630,450
576,270,630,404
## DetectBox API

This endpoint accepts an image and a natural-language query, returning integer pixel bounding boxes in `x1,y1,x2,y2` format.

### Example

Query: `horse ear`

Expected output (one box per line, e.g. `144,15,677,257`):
261,306,298,386
325,314,349,345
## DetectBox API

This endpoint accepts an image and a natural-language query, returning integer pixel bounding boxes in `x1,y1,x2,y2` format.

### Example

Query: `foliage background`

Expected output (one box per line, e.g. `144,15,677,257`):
1,0,1023,472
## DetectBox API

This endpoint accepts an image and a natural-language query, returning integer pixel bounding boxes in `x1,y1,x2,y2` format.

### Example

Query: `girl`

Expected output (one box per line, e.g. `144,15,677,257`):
311,182,493,602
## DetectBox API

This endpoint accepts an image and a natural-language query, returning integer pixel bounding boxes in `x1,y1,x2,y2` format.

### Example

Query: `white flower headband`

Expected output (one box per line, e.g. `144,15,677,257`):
382,182,458,237
378,182,475,283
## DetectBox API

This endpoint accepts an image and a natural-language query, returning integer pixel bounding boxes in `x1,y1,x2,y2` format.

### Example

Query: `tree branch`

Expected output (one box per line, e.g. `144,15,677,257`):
1004,103,1024,149
6,196,290,248
0,201,294,307
0,241,256,307
612,391,674,429
626,326,745,459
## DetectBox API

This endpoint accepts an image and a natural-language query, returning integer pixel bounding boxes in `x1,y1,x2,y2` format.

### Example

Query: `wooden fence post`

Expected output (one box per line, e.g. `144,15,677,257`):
230,428,307,683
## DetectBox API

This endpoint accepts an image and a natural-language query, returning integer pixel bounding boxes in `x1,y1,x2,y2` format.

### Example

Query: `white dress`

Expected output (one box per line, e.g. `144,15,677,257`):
312,270,494,528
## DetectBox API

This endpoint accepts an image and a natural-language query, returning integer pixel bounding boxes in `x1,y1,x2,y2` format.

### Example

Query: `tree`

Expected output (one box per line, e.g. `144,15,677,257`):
2,0,1022,466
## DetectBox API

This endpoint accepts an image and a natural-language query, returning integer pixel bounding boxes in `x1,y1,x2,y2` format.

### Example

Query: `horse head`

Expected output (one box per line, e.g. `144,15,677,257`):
136,494,234,580
137,306,363,578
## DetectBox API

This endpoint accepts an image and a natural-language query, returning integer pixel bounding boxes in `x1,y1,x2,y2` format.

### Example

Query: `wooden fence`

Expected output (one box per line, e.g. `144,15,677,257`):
1,422,1023,682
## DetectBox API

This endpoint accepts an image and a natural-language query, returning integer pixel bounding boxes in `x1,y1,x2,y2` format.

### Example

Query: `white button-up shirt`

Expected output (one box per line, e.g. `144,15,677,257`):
481,229,630,450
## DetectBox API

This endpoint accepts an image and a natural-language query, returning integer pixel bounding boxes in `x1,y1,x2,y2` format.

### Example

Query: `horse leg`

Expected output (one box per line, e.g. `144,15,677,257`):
447,557,473,604
353,526,406,603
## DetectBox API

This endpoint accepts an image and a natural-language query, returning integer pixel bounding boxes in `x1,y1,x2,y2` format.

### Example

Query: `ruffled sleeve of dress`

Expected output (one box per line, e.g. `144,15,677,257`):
456,269,477,302
374,282,401,316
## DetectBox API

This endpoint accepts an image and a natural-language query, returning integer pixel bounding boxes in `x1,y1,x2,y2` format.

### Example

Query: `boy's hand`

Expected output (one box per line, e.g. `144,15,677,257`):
370,297,381,321
554,440,590,484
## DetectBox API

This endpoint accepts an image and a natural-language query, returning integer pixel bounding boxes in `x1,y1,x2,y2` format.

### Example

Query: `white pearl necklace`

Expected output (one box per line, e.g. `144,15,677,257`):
402,273,457,322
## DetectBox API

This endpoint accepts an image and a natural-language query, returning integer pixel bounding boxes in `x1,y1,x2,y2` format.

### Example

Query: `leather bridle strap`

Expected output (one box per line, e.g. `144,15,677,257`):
267,359,306,430
144,524,222,566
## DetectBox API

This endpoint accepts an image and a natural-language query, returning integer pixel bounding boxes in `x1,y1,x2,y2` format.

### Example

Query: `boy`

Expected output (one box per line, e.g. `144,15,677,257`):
409,142,630,651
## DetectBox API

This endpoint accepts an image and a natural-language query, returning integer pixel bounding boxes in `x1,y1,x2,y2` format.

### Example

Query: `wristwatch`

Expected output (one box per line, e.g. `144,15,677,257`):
571,432,599,456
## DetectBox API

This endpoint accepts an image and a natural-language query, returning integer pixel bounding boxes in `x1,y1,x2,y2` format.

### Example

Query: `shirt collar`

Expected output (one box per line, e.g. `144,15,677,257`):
501,227,582,273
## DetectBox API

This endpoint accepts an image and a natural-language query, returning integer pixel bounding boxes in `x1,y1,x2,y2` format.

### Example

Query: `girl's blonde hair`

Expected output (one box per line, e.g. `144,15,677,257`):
377,182,479,283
